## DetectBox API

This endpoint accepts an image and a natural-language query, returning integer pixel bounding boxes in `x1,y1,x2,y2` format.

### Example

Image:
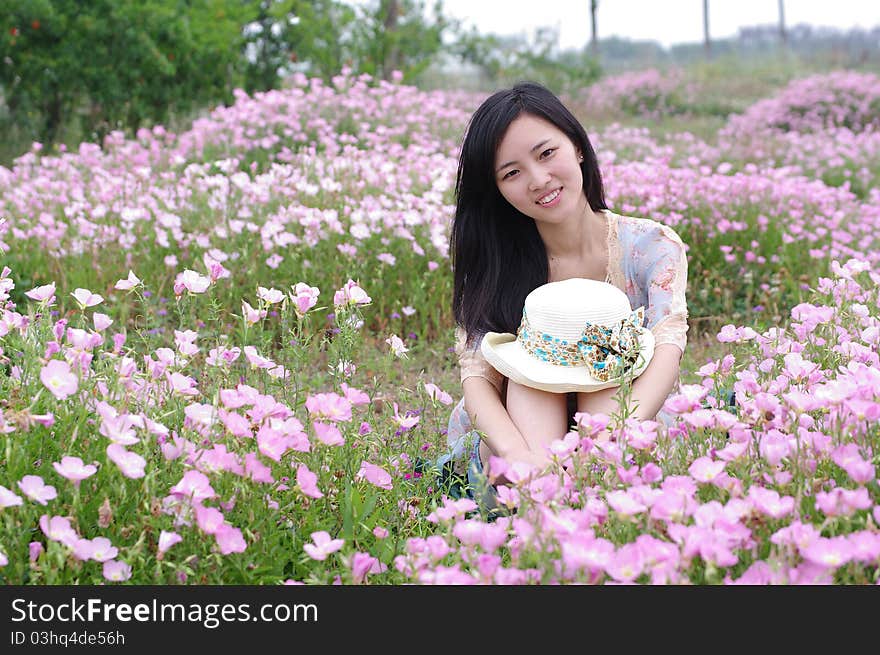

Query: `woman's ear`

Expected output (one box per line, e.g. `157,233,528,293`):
576,149,584,163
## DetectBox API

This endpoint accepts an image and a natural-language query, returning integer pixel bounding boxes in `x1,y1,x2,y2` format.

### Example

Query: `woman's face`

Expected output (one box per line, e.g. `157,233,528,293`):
493,113,586,225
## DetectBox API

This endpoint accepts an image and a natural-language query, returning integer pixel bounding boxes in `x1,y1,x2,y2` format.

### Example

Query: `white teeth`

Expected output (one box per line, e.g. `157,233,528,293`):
538,189,560,205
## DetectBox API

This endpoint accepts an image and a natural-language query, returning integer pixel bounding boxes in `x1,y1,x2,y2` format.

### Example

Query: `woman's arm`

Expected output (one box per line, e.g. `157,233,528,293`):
577,343,682,424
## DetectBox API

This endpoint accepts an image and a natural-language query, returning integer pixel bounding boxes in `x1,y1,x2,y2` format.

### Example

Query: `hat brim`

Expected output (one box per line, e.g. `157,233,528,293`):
480,329,655,394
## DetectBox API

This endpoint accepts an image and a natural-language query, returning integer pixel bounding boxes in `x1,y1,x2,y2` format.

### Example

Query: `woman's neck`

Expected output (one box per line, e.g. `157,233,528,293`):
539,203,607,262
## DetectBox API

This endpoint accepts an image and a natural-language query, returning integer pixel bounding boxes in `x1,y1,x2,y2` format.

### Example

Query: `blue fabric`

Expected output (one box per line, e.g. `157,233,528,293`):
465,437,500,517
427,431,501,519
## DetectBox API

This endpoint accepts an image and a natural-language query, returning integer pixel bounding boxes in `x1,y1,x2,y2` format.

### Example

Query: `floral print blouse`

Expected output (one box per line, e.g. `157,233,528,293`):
454,209,689,392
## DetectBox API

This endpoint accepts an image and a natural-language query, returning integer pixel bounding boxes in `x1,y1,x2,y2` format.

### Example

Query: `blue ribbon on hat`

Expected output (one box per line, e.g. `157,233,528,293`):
517,306,646,382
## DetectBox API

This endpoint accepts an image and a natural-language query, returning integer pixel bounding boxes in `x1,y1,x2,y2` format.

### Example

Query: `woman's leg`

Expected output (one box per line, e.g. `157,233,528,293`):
504,380,569,457
576,387,618,415
576,387,619,440
476,380,567,479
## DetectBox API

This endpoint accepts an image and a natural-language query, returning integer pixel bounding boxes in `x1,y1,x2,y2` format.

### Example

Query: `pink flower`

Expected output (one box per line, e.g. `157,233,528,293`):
114,270,142,291
195,504,226,535
688,457,726,484
304,531,344,561
215,523,247,554
296,463,324,499
243,345,276,369
71,538,96,561
831,444,875,484
70,288,103,308
99,413,139,446
800,537,854,569
158,531,182,557
212,346,242,367
166,371,199,397
174,329,199,356
424,383,453,405
291,282,320,316
573,411,611,436
29,542,43,562
24,282,56,304
40,359,78,400
340,383,370,405
748,486,795,519
102,560,132,582
87,537,119,563
305,393,352,422
333,279,371,308
256,425,288,461
257,286,284,304
605,489,647,516
373,526,389,539
606,542,645,583
350,552,387,583
0,485,23,507
245,453,275,484
312,421,345,446
106,444,146,479
52,456,97,486
663,384,708,413
174,269,211,295
170,470,217,502
17,475,57,505
716,324,740,342
356,461,393,490
93,313,113,331
385,334,409,358
39,514,79,546
391,403,419,430
241,300,267,325
559,534,614,576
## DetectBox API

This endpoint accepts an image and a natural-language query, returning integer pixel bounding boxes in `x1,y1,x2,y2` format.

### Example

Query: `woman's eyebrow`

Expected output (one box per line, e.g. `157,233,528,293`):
495,139,552,173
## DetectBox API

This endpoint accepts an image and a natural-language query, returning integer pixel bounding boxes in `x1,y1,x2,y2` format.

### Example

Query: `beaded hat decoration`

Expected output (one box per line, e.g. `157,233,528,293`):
481,278,655,393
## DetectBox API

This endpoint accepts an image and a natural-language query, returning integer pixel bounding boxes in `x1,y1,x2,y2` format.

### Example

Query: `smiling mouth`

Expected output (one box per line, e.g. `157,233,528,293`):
537,188,561,205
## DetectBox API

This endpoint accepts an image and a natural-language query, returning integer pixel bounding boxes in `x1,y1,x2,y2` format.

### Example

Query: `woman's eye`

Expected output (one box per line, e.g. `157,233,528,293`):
540,148,555,159
501,169,518,180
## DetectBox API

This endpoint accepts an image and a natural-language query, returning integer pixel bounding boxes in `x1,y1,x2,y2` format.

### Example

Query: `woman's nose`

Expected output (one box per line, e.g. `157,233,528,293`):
528,167,552,190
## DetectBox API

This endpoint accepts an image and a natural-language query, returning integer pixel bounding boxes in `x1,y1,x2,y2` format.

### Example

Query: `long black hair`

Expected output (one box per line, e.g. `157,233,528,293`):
451,81,607,342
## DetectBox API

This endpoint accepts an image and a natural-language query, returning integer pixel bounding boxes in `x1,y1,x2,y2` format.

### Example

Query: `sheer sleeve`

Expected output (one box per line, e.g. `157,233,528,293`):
454,326,504,393
642,225,689,353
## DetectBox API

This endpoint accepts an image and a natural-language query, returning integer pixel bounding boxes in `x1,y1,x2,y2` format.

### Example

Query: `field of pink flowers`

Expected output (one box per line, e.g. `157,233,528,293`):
1,69,879,584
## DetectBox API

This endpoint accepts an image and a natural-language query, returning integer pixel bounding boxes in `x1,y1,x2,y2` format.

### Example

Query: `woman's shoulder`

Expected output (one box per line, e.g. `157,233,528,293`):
608,209,686,250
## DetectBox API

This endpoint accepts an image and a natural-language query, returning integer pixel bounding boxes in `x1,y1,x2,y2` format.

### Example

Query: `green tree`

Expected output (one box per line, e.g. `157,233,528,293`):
0,0,256,148
452,26,601,95
241,0,452,89
242,0,359,91
351,0,451,82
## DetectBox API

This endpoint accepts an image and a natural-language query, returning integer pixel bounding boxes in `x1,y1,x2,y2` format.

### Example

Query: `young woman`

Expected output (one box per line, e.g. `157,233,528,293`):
447,82,689,483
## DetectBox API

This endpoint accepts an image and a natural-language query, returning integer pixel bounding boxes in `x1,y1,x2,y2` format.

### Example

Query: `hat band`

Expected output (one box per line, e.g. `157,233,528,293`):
516,307,646,383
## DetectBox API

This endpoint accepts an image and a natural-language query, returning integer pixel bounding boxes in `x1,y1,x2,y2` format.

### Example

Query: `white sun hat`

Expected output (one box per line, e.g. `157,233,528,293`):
480,278,655,393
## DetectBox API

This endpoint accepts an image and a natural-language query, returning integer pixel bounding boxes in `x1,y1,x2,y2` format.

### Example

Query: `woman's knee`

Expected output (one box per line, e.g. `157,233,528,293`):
506,381,568,440
576,387,618,415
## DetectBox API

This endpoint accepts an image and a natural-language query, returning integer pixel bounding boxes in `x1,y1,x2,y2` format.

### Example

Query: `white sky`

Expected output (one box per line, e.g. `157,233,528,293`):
439,0,880,49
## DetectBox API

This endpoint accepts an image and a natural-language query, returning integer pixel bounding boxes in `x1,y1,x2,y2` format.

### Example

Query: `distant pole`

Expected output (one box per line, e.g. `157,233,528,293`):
590,0,599,58
382,0,400,79
778,0,787,47
703,0,711,57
